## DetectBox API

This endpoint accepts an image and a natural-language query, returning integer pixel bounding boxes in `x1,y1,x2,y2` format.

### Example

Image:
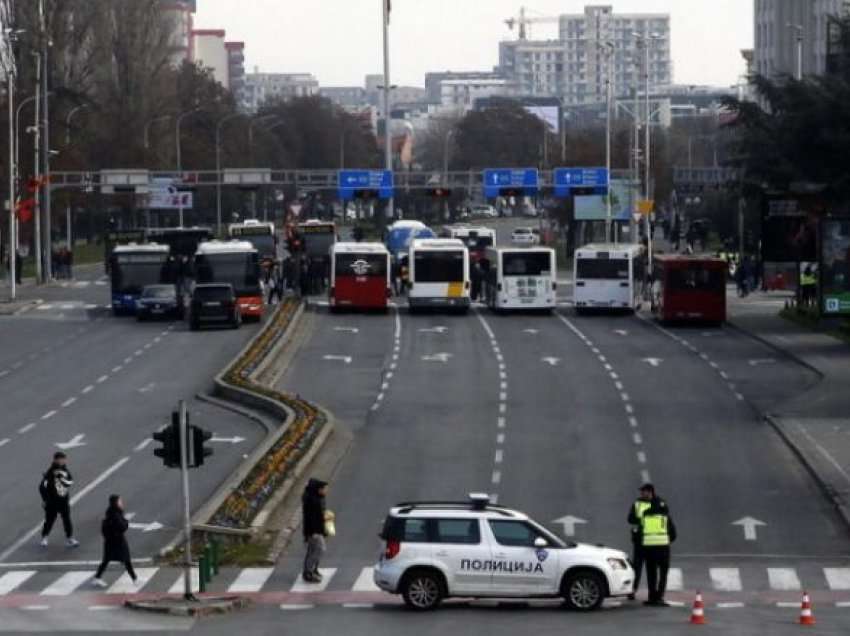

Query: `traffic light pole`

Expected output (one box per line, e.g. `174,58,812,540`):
179,400,194,601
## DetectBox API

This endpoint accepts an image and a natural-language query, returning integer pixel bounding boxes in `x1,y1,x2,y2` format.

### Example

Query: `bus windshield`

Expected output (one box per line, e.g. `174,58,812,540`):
577,258,629,280
414,251,464,282
503,252,552,276
111,254,171,295
668,267,725,293
335,254,388,278
243,234,276,260
195,253,260,296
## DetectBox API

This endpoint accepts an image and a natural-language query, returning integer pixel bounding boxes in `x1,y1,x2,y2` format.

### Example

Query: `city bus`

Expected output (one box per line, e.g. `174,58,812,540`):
109,243,172,315
296,220,337,260
194,241,264,320
104,230,146,273
408,238,470,313
483,246,557,312
329,242,391,311
385,220,436,260
443,226,496,262
573,243,646,313
228,220,277,269
146,227,213,261
652,255,727,325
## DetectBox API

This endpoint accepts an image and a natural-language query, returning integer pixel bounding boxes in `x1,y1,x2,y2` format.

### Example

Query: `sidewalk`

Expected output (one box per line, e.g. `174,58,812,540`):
727,289,850,528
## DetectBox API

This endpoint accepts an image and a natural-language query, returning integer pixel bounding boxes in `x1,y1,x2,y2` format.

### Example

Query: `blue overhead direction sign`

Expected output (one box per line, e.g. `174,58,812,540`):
338,169,394,200
553,167,609,197
482,168,539,198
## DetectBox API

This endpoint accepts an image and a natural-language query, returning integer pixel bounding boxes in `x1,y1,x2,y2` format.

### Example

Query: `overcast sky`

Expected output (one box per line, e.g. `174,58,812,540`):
194,1,753,88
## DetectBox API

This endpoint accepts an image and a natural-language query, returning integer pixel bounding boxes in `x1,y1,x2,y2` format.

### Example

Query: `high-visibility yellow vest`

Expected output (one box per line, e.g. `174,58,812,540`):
634,500,651,520
641,513,670,547
801,273,817,287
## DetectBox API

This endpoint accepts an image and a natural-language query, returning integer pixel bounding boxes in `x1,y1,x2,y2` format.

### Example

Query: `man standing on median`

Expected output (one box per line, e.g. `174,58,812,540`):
38,451,79,548
302,478,329,583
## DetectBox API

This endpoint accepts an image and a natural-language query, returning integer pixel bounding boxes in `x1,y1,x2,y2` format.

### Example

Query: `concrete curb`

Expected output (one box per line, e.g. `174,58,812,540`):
764,414,850,534
725,317,826,380
195,392,275,436
125,595,251,617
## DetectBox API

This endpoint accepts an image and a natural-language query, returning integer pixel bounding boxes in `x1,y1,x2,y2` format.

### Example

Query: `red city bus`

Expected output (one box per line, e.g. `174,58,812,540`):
330,242,391,311
652,255,727,325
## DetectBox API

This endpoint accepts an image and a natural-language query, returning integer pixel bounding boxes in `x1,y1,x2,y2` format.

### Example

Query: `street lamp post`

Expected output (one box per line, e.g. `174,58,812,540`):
600,41,614,243
788,24,804,81
64,104,88,251
175,107,202,226
635,31,662,272
41,0,54,282
4,28,24,300
382,0,394,225
32,50,42,282
215,113,244,236
442,128,456,221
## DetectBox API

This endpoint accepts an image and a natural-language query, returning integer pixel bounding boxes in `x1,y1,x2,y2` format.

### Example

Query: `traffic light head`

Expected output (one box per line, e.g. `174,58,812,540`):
427,188,452,198
191,425,214,467
153,417,181,468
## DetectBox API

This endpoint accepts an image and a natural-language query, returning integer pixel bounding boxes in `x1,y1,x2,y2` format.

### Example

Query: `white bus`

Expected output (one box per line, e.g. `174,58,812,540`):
408,238,470,313
573,243,646,313
227,220,277,267
443,226,496,262
483,246,557,312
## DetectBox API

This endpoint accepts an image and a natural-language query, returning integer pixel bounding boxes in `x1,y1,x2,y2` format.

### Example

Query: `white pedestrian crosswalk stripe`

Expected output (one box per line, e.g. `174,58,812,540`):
0,571,36,595
41,571,93,596
227,567,274,593
768,568,801,591
824,568,850,590
168,568,199,595
666,568,683,591
291,568,337,593
709,568,742,592
352,567,380,592
107,567,158,594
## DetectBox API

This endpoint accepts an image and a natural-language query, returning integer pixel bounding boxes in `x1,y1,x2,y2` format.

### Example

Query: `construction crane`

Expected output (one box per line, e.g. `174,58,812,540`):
504,6,560,40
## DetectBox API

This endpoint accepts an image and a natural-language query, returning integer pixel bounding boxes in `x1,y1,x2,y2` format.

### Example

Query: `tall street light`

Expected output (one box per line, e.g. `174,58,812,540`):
215,113,245,236
64,104,89,251
599,41,614,243
442,128,456,221
635,31,662,270
3,27,24,300
39,0,55,282
175,107,203,226
382,0,394,226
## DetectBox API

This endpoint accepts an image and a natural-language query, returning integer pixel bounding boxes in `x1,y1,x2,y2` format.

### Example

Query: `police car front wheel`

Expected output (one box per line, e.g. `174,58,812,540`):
401,570,444,611
562,570,605,611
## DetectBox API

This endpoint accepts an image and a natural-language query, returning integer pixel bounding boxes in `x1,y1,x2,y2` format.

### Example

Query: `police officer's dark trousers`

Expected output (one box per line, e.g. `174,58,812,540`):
644,545,670,603
631,539,645,593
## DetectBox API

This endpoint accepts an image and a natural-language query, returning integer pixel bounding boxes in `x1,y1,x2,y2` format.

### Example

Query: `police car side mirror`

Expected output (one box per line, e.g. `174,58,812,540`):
534,537,548,548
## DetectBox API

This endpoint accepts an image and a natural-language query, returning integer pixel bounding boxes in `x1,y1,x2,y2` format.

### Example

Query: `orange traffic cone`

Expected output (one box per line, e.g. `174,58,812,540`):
799,591,816,626
689,591,706,625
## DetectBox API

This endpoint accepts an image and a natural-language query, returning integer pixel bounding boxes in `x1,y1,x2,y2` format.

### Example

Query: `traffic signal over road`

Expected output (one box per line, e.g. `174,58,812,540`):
153,415,181,468
191,425,214,467
426,187,452,198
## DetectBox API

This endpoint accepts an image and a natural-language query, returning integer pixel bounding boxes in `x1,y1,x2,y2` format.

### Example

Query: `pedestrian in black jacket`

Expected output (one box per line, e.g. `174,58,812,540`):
39,451,79,548
91,495,137,588
302,478,328,583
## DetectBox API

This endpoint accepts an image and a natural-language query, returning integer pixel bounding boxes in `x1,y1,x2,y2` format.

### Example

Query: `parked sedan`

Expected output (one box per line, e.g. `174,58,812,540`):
136,284,183,321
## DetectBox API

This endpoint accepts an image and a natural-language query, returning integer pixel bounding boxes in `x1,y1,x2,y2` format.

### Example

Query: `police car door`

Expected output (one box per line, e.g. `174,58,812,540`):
486,520,559,595
432,518,491,595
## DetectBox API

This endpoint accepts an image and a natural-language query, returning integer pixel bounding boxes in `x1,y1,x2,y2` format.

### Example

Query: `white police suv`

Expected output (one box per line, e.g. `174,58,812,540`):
373,494,633,611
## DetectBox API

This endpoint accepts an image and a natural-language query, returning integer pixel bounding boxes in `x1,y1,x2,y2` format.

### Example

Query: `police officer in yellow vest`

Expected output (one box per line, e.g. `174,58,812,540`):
640,493,677,606
626,483,655,600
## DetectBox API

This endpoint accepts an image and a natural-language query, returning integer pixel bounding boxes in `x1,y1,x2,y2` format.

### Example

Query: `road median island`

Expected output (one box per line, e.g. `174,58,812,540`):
160,297,335,564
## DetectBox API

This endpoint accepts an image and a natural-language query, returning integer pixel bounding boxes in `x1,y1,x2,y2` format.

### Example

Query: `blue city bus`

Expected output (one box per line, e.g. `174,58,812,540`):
109,244,173,315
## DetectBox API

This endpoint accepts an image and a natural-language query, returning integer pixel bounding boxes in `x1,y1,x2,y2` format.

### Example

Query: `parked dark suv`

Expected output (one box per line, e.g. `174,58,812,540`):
188,283,240,331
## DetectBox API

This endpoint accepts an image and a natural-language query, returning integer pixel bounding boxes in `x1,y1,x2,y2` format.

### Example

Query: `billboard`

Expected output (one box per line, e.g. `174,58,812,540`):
761,197,818,262
821,218,850,315
523,105,560,133
574,180,638,222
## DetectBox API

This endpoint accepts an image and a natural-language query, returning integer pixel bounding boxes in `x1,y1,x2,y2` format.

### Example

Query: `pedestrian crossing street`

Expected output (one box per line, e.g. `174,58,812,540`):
2,563,850,600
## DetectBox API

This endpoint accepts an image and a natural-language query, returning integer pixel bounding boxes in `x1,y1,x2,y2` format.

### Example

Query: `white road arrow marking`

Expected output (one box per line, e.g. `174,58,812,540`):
138,383,156,393
541,357,561,366
334,327,359,334
748,358,777,367
642,358,663,367
732,517,766,541
614,329,629,336
523,329,539,334
210,436,246,444
55,434,86,450
323,355,352,364
552,515,588,537
128,521,164,533
418,326,448,334
421,353,452,363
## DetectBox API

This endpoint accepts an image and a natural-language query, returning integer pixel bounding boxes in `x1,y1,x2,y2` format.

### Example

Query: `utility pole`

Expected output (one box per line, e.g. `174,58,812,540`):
178,400,194,600
601,42,614,243
32,50,42,283
41,0,52,281
788,24,803,81
382,0,394,226
644,35,653,274
5,31,17,301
